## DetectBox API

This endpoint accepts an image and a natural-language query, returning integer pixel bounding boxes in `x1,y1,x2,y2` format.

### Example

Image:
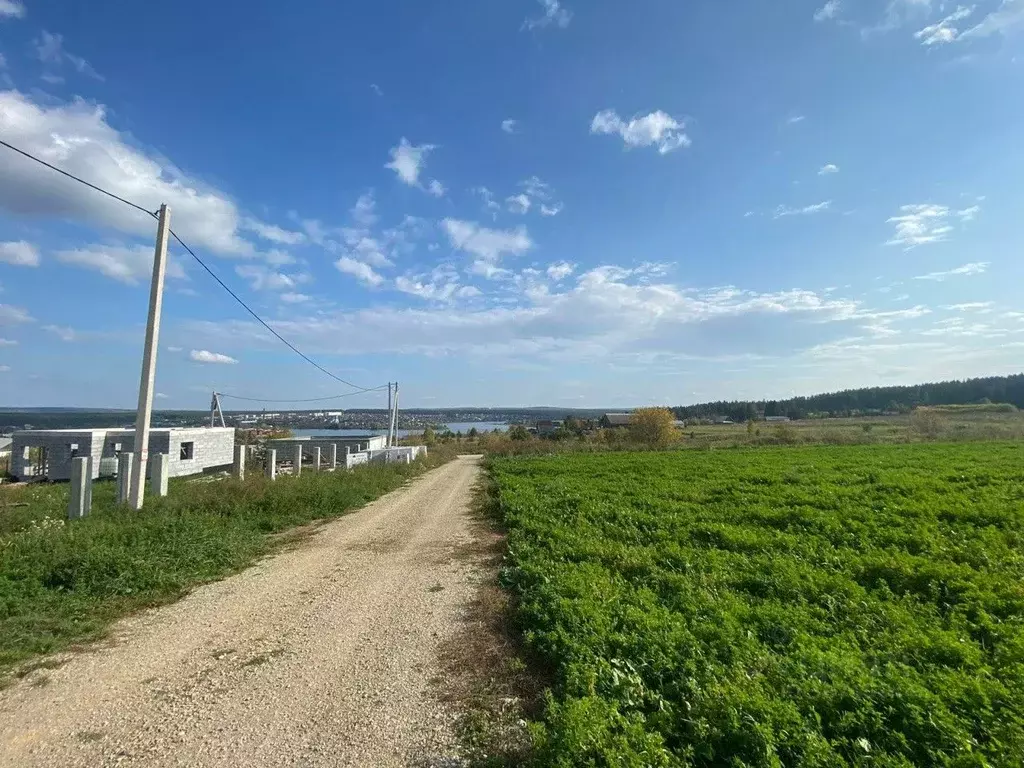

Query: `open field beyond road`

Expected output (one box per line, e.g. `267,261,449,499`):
0,455,484,767
492,442,1024,766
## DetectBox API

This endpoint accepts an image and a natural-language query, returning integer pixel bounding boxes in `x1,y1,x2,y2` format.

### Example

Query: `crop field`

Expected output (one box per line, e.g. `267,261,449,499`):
491,443,1024,766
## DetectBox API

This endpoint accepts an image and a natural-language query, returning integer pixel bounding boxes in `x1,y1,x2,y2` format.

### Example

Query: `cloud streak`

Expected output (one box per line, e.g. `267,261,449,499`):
190,349,238,364
591,110,691,154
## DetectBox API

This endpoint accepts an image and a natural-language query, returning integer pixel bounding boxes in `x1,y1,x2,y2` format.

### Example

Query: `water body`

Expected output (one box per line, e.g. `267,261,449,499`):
290,422,508,439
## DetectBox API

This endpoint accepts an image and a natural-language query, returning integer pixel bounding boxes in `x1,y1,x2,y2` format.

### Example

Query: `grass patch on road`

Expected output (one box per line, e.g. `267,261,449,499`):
0,448,454,681
491,443,1024,766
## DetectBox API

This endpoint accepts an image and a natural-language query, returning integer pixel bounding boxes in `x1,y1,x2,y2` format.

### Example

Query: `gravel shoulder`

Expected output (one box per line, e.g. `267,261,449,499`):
0,455,485,767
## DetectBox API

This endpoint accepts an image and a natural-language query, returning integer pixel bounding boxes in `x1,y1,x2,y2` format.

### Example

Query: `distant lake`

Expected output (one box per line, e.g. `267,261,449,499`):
290,422,508,439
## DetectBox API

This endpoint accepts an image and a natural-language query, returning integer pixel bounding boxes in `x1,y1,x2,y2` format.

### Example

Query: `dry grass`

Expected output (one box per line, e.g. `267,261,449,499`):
434,476,548,766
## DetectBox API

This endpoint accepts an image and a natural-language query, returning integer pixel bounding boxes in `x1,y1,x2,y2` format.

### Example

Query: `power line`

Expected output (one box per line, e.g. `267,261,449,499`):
166,229,382,393
0,136,386,394
0,138,157,219
217,387,389,404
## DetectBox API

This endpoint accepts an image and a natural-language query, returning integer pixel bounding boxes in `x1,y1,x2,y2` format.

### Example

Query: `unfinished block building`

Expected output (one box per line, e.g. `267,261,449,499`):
11,427,235,481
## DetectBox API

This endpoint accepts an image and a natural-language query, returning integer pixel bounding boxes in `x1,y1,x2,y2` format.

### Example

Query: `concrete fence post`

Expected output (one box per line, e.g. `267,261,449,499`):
117,452,134,505
328,444,338,470
84,456,94,512
150,453,169,497
68,456,89,520
312,446,321,473
265,448,277,481
293,444,303,477
233,444,246,481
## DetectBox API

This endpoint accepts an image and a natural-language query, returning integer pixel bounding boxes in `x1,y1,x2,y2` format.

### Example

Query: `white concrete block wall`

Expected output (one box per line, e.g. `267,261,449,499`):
165,428,235,478
11,430,106,481
346,451,369,469
12,427,235,481
366,446,426,465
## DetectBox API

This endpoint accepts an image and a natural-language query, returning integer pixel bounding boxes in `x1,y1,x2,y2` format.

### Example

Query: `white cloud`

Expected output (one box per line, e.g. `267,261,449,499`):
961,0,1024,39
166,346,183,352
915,5,974,44
868,0,938,36
523,0,572,30
427,179,446,198
914,261,989,281
0,304,33,325
263,249,295,267
43,324,76,341
506,193,532,215
34,31,103,80
0,0,24,19
442,219,533,273
591,109,691,154
0,90,258,256
547,262,575,280
958,204,981,221
190,349,238,365
185,270,870,364
370,83,383,96
0,240,40,266
814,0,841,21
473,187,501,218
395,274,460,302
0,365,9,372
56,244,187,285
774,200,831,218
0,338,16,346
329,194,430,273
280,292,311,304
385,137,435,186
945,301,993,311
885,203,971,248
155,393,168,399
350,193,378,228
540,203,564,217
786,115,806,125
235,264,309,292
502,119,519,134
241,218,306,246
818,163,840,175
335,256,384,287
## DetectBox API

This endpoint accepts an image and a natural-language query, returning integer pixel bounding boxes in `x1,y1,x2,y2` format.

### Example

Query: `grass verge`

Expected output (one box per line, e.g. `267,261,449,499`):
435,473,548,766
0,447,455,682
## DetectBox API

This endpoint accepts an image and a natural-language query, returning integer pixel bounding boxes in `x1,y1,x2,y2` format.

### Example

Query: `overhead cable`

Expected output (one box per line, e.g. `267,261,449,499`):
0,137,386,394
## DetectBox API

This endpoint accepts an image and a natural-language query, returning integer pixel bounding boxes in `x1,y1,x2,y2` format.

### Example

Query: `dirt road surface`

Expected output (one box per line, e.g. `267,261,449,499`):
0,455,486,767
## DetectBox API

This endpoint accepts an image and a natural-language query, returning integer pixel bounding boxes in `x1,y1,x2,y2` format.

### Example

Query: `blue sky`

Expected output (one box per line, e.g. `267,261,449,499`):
0,0,1022,409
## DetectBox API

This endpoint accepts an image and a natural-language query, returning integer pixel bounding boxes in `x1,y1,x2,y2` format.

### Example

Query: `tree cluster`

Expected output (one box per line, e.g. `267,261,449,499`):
673,374,1024,423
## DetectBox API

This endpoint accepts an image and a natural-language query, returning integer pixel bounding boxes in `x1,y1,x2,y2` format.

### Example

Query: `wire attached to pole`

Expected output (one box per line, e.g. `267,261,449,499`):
0,137,388,395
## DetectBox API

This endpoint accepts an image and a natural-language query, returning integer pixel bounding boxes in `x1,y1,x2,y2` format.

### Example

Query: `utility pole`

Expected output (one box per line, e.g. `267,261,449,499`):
386,382,393,448
210,391,225,428
390,381,399,447
128,203,171,511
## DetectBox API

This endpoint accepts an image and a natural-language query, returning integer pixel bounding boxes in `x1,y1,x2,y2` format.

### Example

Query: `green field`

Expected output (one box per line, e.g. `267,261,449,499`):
491,443,1024,766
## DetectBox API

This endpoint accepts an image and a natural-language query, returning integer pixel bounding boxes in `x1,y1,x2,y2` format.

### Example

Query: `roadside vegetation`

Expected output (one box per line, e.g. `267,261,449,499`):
490,443,1024,766
0,447,455,681
405,406,1024,457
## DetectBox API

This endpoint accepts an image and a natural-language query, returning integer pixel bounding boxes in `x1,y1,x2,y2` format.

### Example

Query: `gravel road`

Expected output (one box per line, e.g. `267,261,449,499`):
0,455,485,767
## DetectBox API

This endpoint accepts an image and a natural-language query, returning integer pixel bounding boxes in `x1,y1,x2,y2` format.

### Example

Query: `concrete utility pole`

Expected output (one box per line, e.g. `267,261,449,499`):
386,383,393,448
128,203,171,511
210,391,226,428
390,381,400,447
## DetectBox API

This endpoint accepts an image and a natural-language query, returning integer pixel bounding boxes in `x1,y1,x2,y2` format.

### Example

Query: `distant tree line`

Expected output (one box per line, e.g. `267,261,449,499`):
672,373,1024,423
